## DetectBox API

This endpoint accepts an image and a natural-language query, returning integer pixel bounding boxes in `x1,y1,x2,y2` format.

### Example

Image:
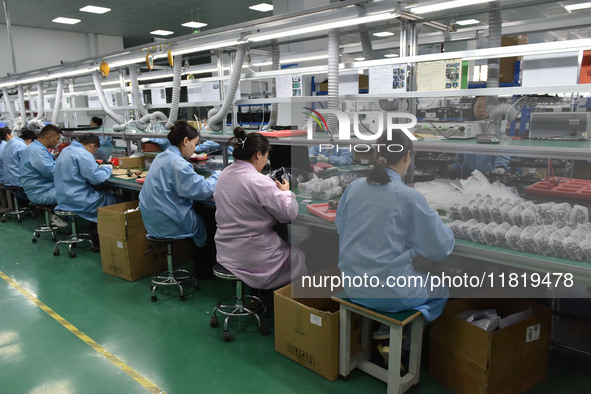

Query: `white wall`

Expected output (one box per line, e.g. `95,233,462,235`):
0,24,123,77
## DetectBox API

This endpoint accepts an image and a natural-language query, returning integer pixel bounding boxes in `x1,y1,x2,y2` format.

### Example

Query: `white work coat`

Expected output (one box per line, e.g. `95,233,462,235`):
19,140,57,205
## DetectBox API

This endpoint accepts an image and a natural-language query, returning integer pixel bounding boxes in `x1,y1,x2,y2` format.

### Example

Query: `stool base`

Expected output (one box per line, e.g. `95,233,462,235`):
150,269,198,302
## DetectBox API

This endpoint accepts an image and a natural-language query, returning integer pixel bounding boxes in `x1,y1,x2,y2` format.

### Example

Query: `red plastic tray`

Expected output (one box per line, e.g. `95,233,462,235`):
189,154,209,162
136,177,145,184
259,130,308,138
525,177,591,200
306,203,337,222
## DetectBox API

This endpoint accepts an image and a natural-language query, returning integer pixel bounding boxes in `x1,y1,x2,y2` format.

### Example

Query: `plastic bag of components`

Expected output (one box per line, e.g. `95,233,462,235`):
500,201,516,224
478,196,493,223
467,222,486,243
339,170,371,190
481,223,499,246
520,226,539,253
459,201,475,221
553,202,573,227
576,222,591,234
536,202,556,225
448,203,461,221
469,198,484,222
315,186,343,200
580,237,591,263
489,200,506,224
521,206,540,227
559,226,573,238
508,205,524,227
548,231,567,258
459,219,479,240
570,204,589,226
493,222,511,247
562,236,585,261
449,220,465,238
268,167,293,185
533,225,558,255
505,226,523,250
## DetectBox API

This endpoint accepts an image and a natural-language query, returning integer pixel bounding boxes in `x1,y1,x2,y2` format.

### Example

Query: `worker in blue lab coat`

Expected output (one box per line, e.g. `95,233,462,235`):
54,133,117,223
0,126,14,184
139,120,220,277
194,139,234,155
19,124,62,205
308,145,353,165
455,96,509,177
335,130,454,321
2,129,36,188
90,117,113,160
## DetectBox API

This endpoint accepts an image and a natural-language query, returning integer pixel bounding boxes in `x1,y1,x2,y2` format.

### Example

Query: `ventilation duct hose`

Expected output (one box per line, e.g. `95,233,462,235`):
208,43,247,131
51,78,64,125
135,111,169,131
166,54,183,129
261,41,280,131
2,87,16,120
17,85,26,121
33,82,45,120
487,1,502,94
92,71,127,131
327,30,340,133
129,66,148,118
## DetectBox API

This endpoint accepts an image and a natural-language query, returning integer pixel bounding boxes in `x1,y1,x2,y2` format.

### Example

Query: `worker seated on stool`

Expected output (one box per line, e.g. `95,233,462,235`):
335,130,454,321
139,120,220,278
214,127,307,290
2,128,37,202
308,145,353,165
19,124,68,227
0,127,14,184
90,117,113,161
54,133,118,250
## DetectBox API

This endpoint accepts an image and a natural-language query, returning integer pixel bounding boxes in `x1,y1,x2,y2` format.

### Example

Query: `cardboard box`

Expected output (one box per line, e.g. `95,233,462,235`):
318,75,368,93
500,35,528,83
274,284,361,381
429,298,551,394
97,201,192,281
118,156,146,169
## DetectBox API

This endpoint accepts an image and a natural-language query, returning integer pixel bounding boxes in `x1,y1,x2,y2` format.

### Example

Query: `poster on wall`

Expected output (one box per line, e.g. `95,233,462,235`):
44,98,52,111
369,65,407,94
151,88,167,105
108,92,118,107
88,96,101,108
14,100,20,112
202,82,221,102
417,59,462,91
276,74,303,98
62,97,71,109
30,98,38,111
187,84,202,102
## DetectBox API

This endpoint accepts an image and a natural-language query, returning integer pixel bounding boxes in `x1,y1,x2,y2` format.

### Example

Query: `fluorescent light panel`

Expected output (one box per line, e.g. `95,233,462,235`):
80,5,111,14
354,57,366,61
150,30,174,36
373,31,394,37
52,17,81,24
409,0,493,15
456,19,480,26
565,3,591,11
384,53,399,58
249,3,274,12
182,21,208,29
249,11,398,42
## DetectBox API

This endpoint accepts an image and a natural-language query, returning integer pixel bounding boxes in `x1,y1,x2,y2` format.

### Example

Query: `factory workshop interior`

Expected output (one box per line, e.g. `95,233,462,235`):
2,0,591,393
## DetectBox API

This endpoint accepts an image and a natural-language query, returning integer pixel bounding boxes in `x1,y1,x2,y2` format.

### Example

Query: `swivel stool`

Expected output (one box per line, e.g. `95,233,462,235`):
53,211,94,258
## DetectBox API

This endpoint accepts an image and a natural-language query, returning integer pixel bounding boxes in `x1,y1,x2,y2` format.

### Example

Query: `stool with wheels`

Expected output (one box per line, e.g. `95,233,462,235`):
0,185,34,223
210,263,270,342
31,204,59,243
145,236,198,302
332,292,424,394
53,211,94,258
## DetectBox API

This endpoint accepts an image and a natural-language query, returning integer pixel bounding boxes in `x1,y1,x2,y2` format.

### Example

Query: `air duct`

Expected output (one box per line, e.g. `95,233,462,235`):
261,40,280,131
487,0,502,93
51,78,64,125
33,81,44,120
92,71,127,131
129,66,148,118
327,29,340,134
2,87,16,120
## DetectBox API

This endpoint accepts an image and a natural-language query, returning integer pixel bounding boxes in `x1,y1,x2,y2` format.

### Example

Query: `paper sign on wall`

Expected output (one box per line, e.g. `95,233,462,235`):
202,82,221,102
276,74,303,98
44,98,52,111
14,100,21,111
151,88,167,105
187,85,202,102
369,65,407,94
62,97,71,109
417,59,462,91
88,96,101,108
30,98,38,111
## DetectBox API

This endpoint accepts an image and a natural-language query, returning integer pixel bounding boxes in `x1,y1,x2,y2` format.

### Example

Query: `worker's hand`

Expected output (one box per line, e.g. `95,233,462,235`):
275,179,290,191
316,154,329,163
99,163,113,169
491,167,506,175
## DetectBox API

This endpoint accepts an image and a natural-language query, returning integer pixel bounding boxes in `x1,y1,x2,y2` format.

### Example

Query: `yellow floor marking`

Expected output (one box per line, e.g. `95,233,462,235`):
0,269,164,394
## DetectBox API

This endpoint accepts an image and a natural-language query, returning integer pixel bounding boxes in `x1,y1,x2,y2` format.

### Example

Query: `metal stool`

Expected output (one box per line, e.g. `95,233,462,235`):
31,204,59,243
0,185,34,223
145,236,198,302
53,211,94,258
210,263,270,342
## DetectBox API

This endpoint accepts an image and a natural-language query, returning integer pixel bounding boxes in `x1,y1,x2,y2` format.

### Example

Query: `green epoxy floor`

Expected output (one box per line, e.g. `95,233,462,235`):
1,215,590,393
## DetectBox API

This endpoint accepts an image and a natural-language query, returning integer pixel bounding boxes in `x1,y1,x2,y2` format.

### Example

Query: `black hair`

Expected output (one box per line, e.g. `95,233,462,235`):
39,124,62,138
80,133,100,147
228,126,271,161
91,117,103,127
167,120,199,147
366,130,413,185
20,129,37,141
0,126,11,141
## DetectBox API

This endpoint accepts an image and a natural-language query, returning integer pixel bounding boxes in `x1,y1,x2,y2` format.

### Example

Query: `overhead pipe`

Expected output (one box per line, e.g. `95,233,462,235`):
166,54,183,128
92,71,127,131
260,40,280,131
51,78,64,125
33,81,44,120
207,43,247,132
129,66,148,118
2,87,16,120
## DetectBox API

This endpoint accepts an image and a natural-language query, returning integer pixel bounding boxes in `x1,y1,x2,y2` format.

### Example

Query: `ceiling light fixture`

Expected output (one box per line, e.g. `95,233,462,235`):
384,53,399,58
456,19,480,26
52,17,81,25
248,11,399,42
354,57,366,61
182,21,208,29
408,0,493,15
373,31,394,37
79,5,111,14
564,3,591,11
249,3,274,12
150,30,174,36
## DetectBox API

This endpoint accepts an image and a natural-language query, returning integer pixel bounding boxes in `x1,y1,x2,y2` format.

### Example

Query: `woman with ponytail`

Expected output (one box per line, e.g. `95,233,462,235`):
139,120,220,275
213,127,307,289
335,129,454,321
